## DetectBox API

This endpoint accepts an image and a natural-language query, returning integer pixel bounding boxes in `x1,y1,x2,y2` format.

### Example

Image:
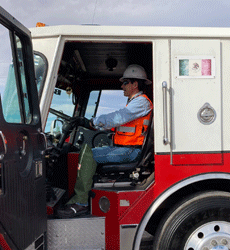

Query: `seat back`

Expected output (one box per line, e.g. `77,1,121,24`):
136,110,154,168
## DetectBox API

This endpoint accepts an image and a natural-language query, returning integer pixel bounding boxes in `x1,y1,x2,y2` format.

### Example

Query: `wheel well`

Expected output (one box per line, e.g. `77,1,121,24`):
145,178,230,236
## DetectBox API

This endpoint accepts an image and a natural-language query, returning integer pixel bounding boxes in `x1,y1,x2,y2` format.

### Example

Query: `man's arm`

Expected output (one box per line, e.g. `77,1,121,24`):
92,96,152,130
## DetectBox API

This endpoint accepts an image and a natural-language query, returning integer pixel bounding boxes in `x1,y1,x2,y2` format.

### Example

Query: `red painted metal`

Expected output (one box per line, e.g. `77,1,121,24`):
91,152,230,249
0,234,11,250
47,206,54,215
154,153,226,196
92,189,120,249
172,152,223,165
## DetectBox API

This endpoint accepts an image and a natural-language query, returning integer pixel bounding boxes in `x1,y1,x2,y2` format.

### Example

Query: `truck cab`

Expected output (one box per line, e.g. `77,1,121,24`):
30,26,155,249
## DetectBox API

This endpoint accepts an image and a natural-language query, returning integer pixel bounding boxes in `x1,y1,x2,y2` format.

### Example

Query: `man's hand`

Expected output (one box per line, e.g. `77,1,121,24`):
70,117,96,130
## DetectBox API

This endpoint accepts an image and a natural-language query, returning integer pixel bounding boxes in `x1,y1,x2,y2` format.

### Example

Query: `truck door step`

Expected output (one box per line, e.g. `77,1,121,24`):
47,216,105,250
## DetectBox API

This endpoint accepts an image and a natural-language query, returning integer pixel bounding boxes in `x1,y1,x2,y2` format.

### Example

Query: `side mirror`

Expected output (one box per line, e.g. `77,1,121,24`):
50,119,63,135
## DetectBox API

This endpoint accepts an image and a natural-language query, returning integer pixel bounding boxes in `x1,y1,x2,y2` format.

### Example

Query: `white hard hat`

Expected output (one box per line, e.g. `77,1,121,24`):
119,64,152,85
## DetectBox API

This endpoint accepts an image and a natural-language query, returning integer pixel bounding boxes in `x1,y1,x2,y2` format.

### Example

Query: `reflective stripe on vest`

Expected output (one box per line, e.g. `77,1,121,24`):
143,119,150,126
117,126,136,133
113,94,153,146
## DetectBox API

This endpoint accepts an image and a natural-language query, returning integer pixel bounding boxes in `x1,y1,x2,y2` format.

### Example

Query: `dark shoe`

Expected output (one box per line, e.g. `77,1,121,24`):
56,204,89,219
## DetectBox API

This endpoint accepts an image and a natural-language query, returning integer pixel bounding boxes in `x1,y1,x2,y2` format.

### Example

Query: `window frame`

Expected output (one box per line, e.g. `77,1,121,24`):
2,27,40,125
10,32,27,123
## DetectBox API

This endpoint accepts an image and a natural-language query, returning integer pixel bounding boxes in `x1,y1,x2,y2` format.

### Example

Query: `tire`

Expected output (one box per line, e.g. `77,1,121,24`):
153,191,230,250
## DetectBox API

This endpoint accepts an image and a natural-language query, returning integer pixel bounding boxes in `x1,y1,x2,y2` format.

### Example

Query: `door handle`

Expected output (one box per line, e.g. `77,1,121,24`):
20,136,28,156
37,132,47,155
0,131,7,160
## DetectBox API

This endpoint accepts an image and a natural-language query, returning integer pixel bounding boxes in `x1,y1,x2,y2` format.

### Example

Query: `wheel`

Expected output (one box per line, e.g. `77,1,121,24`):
153,191,230,250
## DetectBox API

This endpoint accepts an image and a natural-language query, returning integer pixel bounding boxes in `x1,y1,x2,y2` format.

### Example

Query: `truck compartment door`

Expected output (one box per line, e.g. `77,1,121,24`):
171,39,222,165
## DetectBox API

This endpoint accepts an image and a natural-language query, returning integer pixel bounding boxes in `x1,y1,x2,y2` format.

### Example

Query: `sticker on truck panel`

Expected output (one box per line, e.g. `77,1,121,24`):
176,56,215,78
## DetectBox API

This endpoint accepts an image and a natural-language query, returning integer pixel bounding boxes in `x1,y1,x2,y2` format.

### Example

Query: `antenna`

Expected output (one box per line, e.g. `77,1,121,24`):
92,0,98,24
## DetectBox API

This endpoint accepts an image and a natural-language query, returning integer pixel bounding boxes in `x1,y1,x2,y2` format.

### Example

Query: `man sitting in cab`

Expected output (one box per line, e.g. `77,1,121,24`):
57,64,153,218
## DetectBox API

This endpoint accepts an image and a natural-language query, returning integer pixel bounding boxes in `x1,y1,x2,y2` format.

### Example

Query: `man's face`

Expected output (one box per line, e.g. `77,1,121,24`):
121,79,138,98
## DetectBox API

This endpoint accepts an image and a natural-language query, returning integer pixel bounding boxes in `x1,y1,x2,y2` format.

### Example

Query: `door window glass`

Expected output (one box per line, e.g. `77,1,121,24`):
0,26,22,123
85,90,100,119
85,90,127,119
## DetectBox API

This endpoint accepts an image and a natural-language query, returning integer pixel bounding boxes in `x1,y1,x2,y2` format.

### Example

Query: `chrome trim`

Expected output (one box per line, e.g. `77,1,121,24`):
133,173,230,250
0,131,7,160
120,224,138,250
35,161,43,178
94,182,133,188
21,135,28,156
99,196,110,213
0,131,7,153
162,81,169,145
185,221,230,249
198,102,216,125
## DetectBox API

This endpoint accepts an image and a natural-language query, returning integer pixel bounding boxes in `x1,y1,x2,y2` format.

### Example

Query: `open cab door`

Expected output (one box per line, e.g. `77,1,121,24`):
0,7,46,249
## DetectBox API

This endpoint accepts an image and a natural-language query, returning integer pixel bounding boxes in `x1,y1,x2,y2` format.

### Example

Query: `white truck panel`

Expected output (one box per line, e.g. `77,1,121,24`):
30,25,230,39
154,40,171,153
32,37,64,129
221,40,230,152
171,39,221,152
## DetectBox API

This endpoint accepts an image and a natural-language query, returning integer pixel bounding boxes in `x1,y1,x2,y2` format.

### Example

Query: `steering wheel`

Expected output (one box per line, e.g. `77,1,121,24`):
49,108,71,121
49,108,79,148
49,108,95,148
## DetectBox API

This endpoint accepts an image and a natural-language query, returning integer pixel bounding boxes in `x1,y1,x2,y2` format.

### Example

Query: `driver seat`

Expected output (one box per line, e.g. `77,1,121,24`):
96,111,154,182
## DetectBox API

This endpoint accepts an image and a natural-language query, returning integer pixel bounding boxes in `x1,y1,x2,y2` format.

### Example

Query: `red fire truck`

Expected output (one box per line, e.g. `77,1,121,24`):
1,5,230,250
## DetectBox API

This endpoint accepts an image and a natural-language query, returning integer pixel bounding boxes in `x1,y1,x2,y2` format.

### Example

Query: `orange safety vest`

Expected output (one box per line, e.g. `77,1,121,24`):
113,94,153,146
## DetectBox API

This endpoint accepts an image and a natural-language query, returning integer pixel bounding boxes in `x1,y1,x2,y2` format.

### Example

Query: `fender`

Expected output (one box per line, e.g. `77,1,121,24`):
133,172,230,250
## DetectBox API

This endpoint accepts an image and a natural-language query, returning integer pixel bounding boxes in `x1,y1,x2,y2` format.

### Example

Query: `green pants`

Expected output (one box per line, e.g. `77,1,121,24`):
67,144,97,205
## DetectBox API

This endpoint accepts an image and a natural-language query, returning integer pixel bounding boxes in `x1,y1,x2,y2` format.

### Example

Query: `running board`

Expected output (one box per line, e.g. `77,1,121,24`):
47,216,105,250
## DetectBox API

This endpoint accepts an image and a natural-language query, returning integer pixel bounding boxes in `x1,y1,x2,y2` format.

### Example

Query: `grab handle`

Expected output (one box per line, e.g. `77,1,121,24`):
162,81,169,145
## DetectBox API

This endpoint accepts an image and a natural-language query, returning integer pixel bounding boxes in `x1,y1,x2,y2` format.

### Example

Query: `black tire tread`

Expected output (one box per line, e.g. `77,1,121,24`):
153,191,230,250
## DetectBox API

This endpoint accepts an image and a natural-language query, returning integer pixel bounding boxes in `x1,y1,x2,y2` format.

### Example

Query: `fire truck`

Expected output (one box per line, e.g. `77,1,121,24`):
1,5,230,250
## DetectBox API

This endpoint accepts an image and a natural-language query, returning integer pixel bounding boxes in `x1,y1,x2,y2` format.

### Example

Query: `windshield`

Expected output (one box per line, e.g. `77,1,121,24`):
45,88,75,133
